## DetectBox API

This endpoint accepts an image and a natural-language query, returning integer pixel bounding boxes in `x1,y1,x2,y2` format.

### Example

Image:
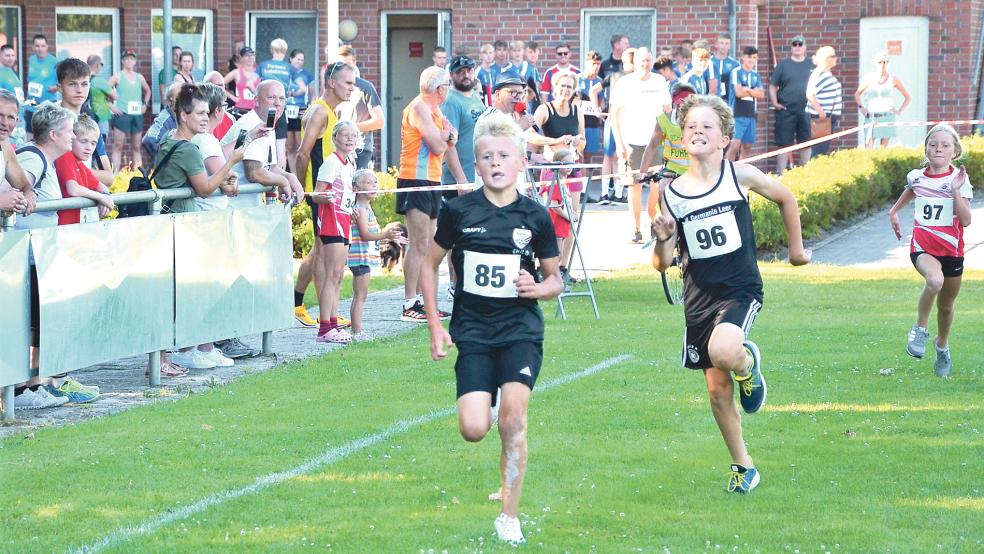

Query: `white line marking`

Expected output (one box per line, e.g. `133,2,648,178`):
71,354,632,553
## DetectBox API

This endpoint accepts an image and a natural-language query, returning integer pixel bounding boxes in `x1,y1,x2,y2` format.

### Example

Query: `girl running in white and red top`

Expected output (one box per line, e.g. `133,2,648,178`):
889,124,973,377
312,120,359,343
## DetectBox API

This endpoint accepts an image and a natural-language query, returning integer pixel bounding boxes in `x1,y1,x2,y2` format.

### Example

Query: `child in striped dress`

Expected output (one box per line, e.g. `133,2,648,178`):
348,169,406,341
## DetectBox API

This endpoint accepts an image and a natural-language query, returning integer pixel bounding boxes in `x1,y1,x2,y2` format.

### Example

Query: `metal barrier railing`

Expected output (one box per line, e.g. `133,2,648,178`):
1,184,293,421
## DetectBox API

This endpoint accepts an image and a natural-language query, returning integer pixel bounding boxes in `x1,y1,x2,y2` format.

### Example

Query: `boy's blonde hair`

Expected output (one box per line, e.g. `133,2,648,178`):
73,113,99,137
352,169,377,190
923,123,963,166
473,112,526,156
677,94,735,139
271,38,288,55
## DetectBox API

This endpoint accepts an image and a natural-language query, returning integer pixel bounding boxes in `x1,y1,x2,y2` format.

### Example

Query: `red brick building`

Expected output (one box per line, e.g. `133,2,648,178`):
4,1,982,167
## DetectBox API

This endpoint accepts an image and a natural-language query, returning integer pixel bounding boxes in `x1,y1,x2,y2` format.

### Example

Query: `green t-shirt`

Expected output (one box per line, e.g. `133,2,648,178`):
657,113,689,175
154,137,205,213
0,66,22,101
89,75,112,120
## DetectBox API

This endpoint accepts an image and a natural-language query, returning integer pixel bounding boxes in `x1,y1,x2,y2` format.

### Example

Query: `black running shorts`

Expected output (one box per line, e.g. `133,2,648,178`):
910,252,964,278
455,341,543,405
684,298,762,370
396,178,442,219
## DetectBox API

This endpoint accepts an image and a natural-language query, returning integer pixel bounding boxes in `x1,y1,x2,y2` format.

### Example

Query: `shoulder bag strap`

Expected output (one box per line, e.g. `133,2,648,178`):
148,140,189,182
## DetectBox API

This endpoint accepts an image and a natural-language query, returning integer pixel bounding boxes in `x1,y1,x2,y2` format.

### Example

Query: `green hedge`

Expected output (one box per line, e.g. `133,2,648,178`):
752,135,984,250
291,169,404,258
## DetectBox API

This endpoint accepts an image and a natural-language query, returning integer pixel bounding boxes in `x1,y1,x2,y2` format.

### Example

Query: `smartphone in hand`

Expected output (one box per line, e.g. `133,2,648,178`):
234,129,248,149
266,108,276,128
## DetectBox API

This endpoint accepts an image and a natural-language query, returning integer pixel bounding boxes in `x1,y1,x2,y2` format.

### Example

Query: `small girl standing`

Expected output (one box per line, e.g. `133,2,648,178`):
313,120,358,343
889,124,973,377
540,148,578,282
348,169,405,341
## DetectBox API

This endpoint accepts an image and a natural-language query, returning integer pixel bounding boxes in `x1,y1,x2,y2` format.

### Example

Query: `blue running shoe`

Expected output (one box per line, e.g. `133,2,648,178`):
736,341,766,413
727,464,760,493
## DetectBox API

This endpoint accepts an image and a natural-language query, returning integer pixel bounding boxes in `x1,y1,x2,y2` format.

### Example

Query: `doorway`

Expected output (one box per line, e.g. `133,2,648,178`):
858,17,928,148
380,11,451,170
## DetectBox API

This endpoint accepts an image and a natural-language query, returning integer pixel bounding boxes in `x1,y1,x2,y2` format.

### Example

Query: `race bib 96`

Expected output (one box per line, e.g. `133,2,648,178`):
462,251,520,298
683,210,742,259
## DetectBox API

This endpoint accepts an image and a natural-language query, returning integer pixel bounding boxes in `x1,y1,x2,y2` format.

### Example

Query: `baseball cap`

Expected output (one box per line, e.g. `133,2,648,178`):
493,71,525,92
122,50,136,59
448,55,476,73
239,46,255,57
791,35,806,45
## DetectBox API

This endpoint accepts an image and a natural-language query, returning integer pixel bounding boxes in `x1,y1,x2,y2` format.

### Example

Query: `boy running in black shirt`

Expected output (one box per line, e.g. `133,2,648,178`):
421,112,563,543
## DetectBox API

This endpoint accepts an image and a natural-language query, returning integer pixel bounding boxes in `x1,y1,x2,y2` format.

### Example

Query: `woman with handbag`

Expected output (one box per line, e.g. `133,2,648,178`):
805,46,842,157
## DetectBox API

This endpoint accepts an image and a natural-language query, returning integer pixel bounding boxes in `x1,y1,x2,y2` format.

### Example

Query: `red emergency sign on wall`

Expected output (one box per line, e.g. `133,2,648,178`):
886,40,902,55
409,42,423,57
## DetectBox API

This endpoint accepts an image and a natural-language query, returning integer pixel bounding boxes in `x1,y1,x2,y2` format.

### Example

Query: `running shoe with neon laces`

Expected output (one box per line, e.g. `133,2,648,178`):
317,327,352,344
401,300,428,322
934,339,952,377
55,378,99,403
14,388,61,410
735,340,766,414
494,513,526,544
726,464,760,494
294,305,317,327
906,325,929,358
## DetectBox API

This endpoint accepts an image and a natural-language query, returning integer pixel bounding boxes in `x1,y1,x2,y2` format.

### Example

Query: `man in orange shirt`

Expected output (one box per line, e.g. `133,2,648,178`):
397,66,456,322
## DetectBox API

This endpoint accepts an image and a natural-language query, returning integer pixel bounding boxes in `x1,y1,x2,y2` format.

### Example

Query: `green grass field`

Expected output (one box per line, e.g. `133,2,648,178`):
1,265,982,552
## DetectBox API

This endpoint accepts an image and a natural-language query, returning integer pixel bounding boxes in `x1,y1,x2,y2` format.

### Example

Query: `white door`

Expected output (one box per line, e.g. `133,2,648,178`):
859,17,929,147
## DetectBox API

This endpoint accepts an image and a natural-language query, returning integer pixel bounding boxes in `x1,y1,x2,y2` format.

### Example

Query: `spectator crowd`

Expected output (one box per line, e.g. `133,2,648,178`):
1,29,910,412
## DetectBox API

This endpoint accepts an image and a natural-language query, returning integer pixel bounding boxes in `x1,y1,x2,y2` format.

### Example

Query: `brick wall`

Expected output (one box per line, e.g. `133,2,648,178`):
18,0,984,165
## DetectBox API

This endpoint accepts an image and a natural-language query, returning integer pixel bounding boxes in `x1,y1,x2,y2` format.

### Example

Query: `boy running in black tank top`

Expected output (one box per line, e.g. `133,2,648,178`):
421,112,563,544
651,95,811,493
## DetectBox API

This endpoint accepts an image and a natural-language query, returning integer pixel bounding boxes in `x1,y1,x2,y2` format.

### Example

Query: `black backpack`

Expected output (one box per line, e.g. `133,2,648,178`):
117,140,186,218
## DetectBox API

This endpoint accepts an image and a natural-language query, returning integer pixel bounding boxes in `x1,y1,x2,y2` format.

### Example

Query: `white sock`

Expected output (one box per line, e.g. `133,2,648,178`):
404,298,417,309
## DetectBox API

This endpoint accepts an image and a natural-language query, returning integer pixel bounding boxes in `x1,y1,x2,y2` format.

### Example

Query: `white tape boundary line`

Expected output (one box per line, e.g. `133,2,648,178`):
70,353,633,554
332,117,984,196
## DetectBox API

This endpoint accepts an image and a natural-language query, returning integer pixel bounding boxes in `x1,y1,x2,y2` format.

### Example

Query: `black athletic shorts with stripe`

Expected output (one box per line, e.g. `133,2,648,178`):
455,341,543,406
683,297,762,370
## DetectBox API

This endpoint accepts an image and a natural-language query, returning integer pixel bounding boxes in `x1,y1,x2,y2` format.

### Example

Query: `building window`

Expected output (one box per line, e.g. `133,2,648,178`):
151,9,213,111
55,8,120,78
0,6,22,77
580,8,656,62
247,12,319,82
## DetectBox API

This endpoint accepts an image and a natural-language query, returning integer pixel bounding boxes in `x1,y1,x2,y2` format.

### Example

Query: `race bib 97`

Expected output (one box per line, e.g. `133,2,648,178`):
683,210,742,260
462,251,520,298
914,197,953,227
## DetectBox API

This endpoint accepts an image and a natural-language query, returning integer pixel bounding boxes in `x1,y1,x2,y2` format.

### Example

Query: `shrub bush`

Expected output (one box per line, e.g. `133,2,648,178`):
751,136,984,250
291,170,404,258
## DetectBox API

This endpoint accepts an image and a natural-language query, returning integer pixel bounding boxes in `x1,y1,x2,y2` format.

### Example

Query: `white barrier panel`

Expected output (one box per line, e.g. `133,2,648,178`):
0,231,31,387
32,217,176,377
173,206,294,347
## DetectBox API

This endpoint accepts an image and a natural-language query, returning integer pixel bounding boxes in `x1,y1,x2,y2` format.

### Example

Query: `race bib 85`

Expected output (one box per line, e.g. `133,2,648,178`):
462,251,520,298
914,197,953,227
683,210,742,260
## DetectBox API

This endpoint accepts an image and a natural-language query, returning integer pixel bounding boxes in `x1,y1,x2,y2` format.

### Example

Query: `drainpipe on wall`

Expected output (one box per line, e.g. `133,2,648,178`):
163,0,173,84
728,0,737,56
975,8,984,135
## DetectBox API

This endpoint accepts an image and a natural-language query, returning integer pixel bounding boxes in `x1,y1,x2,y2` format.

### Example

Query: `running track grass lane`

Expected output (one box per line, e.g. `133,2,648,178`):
69,354,633,554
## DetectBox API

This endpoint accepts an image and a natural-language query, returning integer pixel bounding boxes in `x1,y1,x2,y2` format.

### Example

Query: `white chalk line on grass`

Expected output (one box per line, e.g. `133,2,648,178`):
70,353,632,553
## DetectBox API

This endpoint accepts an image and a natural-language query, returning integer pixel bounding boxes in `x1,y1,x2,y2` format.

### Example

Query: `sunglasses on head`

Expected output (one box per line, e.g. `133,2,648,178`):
326,61,346,83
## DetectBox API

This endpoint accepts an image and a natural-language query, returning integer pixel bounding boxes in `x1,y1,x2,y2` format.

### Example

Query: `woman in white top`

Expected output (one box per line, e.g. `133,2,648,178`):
192,83,243,211
854,51,911,149
805,46,843,157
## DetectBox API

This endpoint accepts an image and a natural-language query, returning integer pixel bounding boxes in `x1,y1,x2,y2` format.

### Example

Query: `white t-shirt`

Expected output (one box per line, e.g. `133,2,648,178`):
14,145,60,230
612,73,671,146
192,132,229,211
220,109,276,208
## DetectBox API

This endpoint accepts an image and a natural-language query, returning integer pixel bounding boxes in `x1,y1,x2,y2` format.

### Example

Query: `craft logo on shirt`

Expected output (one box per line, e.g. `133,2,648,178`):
512,228,532,249
463,226,486,233
687,344,700,364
